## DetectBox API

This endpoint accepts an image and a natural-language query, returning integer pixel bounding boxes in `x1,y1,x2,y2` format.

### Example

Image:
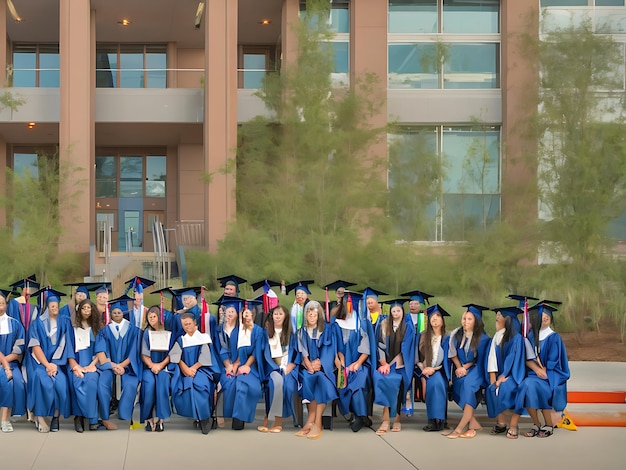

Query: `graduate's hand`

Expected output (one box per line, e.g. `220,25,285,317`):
422,366,435,377
311,359,321,372
73,368,85,379
151,364,161,374
455,367,467,378
536,367,547,380
347,362,360,373
377,364,390,375
284,363,296,375
84,364,97,373
225,364,234,376
237,365,251,375
4,368,12,380
495,376,508,387
46,363,58,376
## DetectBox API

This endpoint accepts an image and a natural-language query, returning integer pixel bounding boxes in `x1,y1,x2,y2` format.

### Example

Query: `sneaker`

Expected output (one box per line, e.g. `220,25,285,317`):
1,420,14,433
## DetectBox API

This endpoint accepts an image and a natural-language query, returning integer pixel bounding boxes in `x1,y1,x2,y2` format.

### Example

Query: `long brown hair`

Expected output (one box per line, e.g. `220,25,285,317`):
381,310,406,360
266,304,292,346
419,312,447,366
74,299,103,335
453,313,485,354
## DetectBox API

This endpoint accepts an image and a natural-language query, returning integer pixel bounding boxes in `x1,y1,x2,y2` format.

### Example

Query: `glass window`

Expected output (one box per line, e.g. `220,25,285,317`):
242,53,267,89
442,194,500,240
96,44,117,88
146,45,167,88
38,44,60,87
146,156,166,198
540,1,589,6
444,43,499,89
300,0,350,33
120,45,144,88
443,0,500,34
330,41,349,87
13,152,39,178
12,45,36,87
607,211,626,240
96,156,117,198
120,156,143,198
389,1,438,34
595,0,625,5
388,43,438,89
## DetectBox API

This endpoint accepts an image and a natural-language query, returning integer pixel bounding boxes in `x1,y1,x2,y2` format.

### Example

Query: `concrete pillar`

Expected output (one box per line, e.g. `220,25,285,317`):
203,0,238,251
59,0,94,253
281,0,300,68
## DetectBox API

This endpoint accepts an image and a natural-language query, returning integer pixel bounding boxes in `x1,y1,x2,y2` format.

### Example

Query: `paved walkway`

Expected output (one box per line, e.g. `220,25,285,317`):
2,361,624,470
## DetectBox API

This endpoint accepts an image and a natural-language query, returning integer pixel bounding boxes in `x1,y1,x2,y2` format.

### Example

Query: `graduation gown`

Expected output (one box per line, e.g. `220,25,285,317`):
27,313,72,418
0,314,26,415
448,328,490,409
68,327,100,422
415,332,450,421
372,317,416,418
140,328,174,422
485,331,526,418
332,316,372,417
514,329,570,413
297,325,337,405
95,320,141,420
264,329,299,419
169,330,221,421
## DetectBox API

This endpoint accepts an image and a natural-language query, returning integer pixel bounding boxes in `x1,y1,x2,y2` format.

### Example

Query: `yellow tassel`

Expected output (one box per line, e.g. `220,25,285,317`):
557,410,578,431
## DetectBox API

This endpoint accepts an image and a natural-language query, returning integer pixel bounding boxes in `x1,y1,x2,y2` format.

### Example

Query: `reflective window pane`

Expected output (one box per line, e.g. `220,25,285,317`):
13,152,39,178
13,46,36,87
120,156,143,197
541,0,588,5
120,45,144,88
442,194,500,240
146,45,166,88
389,1,438,34
444,43,499,89
146,156,166,198
595,0,624,5
443,0,500,34
330,41,349,87
243,54,266,89
96,156,117,198
300,0,350,33
388,43,438,89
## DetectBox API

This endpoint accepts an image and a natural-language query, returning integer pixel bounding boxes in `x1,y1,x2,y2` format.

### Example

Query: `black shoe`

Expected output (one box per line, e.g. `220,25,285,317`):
362,416,372,428
210,418,217,430
423,419,436,432
145,422,154,432
491,423,508,435
350,416,363,432
156,421,164,432
200,418,212,434
74,416,84,433
232,418,245,430
50,416,60,432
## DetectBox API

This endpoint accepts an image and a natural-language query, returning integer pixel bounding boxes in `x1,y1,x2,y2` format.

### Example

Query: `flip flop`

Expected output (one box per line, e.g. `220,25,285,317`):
375,421,390,435
460,429,477,438
257,425,269,433
444,430,461,439
391,422,402,432
307,430,323,440
268,426,282,433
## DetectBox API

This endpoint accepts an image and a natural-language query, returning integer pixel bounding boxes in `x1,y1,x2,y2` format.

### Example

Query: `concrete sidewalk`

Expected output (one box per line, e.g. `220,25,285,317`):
1,361,624,470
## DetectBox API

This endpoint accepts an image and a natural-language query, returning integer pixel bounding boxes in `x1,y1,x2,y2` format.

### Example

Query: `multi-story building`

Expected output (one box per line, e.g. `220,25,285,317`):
0,1,623,279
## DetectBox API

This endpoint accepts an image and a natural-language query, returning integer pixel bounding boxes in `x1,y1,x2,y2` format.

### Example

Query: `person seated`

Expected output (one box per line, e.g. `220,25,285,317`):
169,311,221,434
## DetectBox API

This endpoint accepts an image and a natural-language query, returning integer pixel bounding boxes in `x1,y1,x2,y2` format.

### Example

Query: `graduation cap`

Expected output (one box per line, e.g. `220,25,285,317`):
529,301,559,319
400,289,434,305
491,306,523,318
9,274,40,291
285,280,315,295
93,283,112,295
462,303,490,319
0,288,19,299
108,294,133,313
381,298,408,309
323,280,357,292
32,286,67,305
63,282,97,297
250,279,281,291
361,287,388,299
244,298,263,311
125,276,155,293
214,295,246,312
426,304,450,317
217,274,247,294
507,293,539,309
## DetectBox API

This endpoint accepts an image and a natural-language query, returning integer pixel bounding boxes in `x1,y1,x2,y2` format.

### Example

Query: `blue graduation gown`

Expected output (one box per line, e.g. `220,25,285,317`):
169,332,221,421
140,328,174,422
485,333,526,418
372,317,416,418
95,321,141,420
0,315,26,415
514,331,570,413
332,319,371,417
262,330,298,419
27,313,72,418
449,329,490,409
415,332,450,421
68,327,100,422
297,325,337,405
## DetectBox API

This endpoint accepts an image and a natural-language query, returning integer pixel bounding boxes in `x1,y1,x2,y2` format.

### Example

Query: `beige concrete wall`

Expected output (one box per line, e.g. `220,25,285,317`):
501,0,538,225
0,1,6,88
177,143,204,222
203,0,238,251
176,48,204,88
281,0,299,68
58,0,94,253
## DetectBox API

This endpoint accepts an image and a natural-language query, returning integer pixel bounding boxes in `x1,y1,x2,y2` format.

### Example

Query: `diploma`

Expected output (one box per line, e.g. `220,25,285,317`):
74,327,91,352
149,330,172,351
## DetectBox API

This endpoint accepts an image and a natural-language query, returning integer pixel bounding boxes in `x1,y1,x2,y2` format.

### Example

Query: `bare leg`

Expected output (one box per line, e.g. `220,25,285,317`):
376,407,390,434
307,403,326,439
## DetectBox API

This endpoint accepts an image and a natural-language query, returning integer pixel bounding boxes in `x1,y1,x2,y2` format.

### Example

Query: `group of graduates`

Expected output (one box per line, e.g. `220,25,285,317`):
0,274,570,440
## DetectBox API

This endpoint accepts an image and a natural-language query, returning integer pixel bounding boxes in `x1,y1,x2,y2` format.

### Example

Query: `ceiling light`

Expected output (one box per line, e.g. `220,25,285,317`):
259,19,271,25
27,122,36,129
7,0,22,22
117,19,131,26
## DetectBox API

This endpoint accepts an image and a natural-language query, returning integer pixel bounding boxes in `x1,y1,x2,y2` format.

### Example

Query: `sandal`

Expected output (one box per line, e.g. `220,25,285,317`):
506,426,519,439
491,423,508,435
444,430,462,439
524,424,540,438
460,429,477,439
268,426,282,433
391,422,401,432
257,425,269,433
375,421,390,435
538,425,553,438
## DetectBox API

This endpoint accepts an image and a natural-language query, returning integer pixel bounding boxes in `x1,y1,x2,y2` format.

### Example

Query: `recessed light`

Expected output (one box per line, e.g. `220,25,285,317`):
118,19,131,26
259,19,271,25
27,122,36,129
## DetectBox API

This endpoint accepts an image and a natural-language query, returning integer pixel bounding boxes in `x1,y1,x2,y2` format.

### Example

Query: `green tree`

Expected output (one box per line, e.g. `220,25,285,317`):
231,0,386,282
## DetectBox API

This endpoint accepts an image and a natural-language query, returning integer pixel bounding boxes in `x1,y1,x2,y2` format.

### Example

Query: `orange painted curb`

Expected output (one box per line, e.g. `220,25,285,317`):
568,391,626,404
565,411,626,427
